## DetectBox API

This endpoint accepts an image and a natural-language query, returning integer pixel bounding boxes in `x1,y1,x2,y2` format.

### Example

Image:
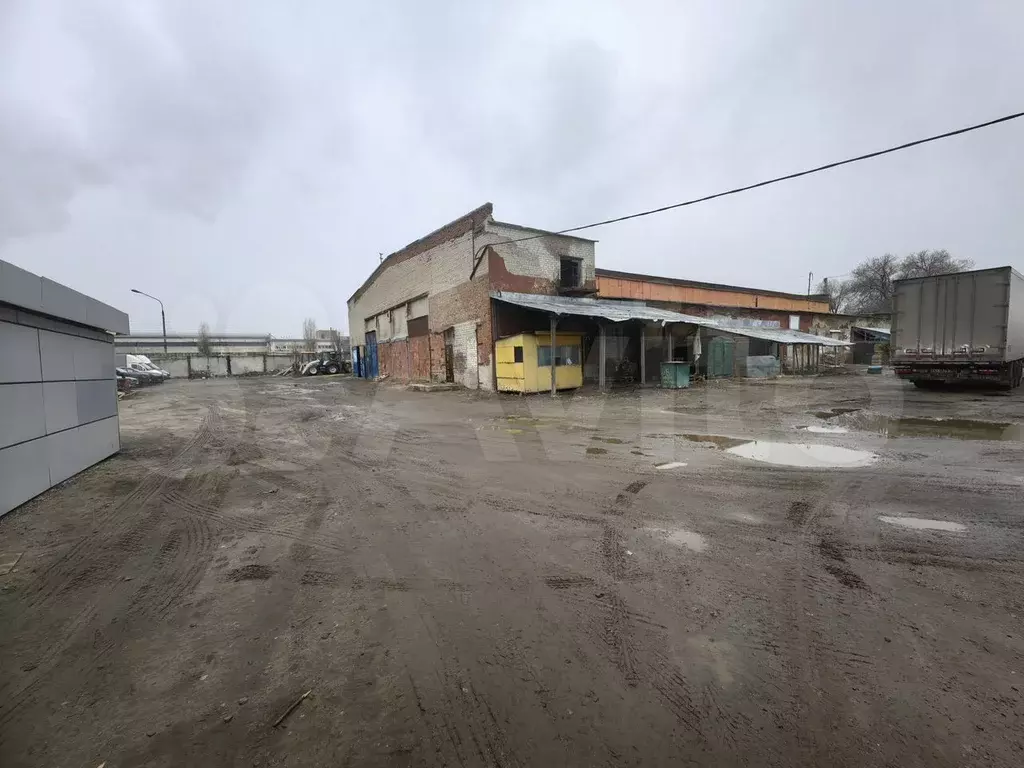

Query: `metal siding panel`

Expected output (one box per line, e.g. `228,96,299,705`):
0,260,44,312
76,379,117,424
43,381,79,434
39,329,77,381
0,321,42,383
73,337,110,380
0,383,46,449
40,277,90,327
0,438,51,516
45,426,81,486
79,416,120,467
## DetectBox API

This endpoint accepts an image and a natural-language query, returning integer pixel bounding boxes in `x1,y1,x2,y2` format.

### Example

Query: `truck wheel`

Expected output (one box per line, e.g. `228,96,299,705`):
327,364,339,374
307,366,317,375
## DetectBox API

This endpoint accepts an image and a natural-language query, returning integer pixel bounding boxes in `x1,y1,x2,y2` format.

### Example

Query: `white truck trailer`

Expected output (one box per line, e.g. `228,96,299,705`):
891,266,1024,389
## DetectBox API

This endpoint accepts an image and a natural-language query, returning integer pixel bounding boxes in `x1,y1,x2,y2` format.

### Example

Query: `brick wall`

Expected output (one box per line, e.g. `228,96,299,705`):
485,223,595,294
347,204,492,348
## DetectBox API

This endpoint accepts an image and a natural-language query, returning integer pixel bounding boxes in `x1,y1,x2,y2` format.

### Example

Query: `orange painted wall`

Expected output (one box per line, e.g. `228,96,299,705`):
597,276,830,313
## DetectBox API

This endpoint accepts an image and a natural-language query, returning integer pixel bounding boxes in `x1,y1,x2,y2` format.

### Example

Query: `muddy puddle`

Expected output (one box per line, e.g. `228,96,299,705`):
586,447,608,455
678,433,748,449
591,436,626,444
648,527,707,552
811,407,862,419
727,441,876,468
843,414,1022,441
879,516,966,532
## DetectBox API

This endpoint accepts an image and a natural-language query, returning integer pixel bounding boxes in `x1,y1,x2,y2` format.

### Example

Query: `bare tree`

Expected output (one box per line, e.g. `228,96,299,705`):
815,278,854,313
329,328,343,355
896,249,974,280
302,317,317,352
197,321,213,356
839,250,974,314
844,254,902,314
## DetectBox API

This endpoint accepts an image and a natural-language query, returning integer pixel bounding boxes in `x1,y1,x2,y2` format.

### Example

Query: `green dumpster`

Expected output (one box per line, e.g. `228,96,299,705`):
660,361,691,389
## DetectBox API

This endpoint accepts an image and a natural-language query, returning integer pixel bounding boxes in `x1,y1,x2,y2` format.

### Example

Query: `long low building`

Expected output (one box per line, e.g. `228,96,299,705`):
346,203,878,389
1,259,129,516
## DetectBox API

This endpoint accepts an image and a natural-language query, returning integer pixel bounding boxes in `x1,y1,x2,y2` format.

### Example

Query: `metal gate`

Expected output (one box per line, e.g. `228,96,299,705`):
707,337,735,378
365,332,379,378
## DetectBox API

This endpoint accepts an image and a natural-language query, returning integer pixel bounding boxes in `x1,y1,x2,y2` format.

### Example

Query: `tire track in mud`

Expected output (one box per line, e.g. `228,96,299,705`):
0,407,225,734
546,477,759,754
125,469,231,621
778,477,887,762
404,611,524,768
161,484,351,556
23,406,223,610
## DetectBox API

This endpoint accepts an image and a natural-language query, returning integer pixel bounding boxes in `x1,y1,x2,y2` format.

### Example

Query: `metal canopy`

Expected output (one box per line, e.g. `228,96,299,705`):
853,326,892,338
491,291,851,347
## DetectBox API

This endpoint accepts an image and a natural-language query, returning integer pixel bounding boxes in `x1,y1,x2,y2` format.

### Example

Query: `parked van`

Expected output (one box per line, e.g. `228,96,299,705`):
125,354,170,381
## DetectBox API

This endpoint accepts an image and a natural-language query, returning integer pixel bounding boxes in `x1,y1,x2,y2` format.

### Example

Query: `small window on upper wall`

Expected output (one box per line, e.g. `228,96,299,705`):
513,346,524,363
560,257,582,288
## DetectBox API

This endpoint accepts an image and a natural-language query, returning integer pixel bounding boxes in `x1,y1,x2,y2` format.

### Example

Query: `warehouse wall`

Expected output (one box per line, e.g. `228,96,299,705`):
0,306,120,515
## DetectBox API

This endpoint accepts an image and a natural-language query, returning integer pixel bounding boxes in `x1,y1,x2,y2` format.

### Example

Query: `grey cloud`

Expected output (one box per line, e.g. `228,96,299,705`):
1,0,1021,336
0,0,282,240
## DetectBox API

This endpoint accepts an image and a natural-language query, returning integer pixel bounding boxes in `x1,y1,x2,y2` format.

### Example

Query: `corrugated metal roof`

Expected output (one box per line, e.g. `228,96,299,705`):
853,326,892,338
490,292,851,347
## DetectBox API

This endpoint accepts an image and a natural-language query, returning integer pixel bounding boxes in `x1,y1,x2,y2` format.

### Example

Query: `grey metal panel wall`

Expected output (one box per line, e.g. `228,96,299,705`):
0,310,121,516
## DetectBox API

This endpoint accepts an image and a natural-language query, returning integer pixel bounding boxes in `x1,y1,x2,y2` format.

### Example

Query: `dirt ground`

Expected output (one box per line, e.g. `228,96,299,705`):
2,372,1023,767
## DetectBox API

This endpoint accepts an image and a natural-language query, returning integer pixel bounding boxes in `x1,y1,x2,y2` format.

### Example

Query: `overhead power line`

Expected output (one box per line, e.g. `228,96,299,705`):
496,109,1024,245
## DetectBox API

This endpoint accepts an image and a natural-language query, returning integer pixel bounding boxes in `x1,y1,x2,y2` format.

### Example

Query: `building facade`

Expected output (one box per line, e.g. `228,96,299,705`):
347,203,596,390
1,259,129,516
596,269,831,331
348,204,863,389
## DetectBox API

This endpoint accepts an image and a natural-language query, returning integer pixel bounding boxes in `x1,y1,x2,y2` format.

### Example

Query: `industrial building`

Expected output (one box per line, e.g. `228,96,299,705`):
347,203,854,391
1,259,129,516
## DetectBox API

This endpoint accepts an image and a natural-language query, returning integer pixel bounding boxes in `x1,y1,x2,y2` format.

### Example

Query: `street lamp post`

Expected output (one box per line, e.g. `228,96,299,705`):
131,289,167,353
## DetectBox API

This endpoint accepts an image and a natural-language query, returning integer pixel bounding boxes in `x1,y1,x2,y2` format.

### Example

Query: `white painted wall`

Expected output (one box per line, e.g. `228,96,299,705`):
452,321,478,389
485,223,595,285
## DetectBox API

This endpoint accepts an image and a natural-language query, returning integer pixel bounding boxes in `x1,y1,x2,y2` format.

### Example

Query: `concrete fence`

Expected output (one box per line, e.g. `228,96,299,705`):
147,352,302,378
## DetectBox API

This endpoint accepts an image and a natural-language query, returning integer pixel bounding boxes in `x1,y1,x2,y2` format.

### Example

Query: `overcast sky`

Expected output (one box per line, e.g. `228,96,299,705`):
1,1,1021,335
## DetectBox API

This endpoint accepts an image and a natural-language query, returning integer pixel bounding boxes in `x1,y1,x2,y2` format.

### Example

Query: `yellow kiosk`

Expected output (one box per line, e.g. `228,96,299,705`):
495,332,584,393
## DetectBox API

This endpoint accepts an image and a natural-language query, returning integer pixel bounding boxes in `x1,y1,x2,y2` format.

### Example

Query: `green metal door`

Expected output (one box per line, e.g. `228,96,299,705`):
708,337,735,378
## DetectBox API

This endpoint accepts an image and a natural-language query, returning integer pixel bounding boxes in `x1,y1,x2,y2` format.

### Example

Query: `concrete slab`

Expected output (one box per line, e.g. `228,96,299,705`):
407,382,461,392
